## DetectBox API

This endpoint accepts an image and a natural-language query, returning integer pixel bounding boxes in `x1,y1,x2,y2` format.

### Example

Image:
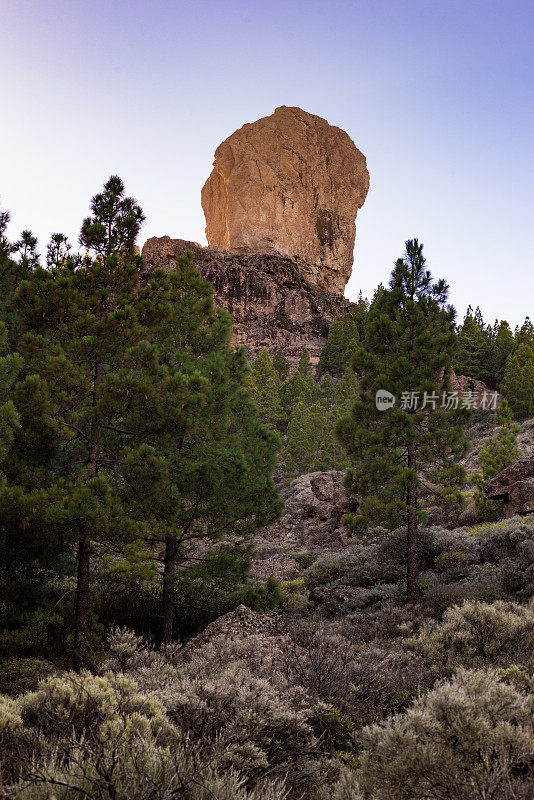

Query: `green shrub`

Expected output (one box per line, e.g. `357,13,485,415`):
15,739,289,800
19,671,176,748
434,550,469,573
348,583,400,609
302,554,358,590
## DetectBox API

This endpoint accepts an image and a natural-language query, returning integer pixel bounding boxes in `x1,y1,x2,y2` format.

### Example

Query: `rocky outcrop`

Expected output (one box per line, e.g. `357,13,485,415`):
485,454,534,516
258,470,358,548
462,417,534,474
176,604,288,674
201,106,369,294
450,373,499,409
141,236,353,370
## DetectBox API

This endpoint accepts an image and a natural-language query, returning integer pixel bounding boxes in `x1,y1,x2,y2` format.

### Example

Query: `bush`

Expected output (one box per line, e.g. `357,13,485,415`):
324,767,364,800
280,623,423,735
338,605,424,644
15,739,289,800
434,549,470,573
358,668,534,800
405,599,534,673
18,671,176,749
0,693,36,785
348,583,401,609
102,626,323,794
302,552,361,590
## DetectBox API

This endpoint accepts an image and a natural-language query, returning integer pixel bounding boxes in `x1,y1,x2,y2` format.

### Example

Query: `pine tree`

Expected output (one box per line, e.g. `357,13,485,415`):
514,317,534,350
317,313,359,378
280,357,317,425
0,209,36,345
46,233,73,269
247,349,283,428
0,215,65,640
272,348,290,381
472,398,521,518
143,259,282,643
479,399,521,477
15,230,40,272
352,291,370,341
500,342,534,419
0,325,22,484
284,398,325,475
14,177,281,661
282,366,359,476
297,348,313,379
490,320,515,386
337,240,470,603
454,306,491,382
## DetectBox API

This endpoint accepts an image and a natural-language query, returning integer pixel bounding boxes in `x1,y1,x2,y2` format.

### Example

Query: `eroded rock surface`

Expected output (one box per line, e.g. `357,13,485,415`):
201,106,369,294
141,236,353,371
450,373,499,408
258,470,358,548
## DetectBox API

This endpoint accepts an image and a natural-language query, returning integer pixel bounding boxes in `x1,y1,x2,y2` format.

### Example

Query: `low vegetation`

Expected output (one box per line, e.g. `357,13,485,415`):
1,179,533,798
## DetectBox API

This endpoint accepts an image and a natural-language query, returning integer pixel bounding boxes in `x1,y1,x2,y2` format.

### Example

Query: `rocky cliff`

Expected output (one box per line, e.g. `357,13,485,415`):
201,106,369,294
141,236,353,370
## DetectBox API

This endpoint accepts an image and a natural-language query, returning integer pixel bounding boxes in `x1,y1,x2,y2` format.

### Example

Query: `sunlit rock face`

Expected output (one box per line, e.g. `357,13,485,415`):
201,106,369,294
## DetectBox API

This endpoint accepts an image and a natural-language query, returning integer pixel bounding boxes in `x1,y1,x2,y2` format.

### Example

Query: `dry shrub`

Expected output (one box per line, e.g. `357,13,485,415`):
358,668,534,800
404,599,534,673
0,694,36,786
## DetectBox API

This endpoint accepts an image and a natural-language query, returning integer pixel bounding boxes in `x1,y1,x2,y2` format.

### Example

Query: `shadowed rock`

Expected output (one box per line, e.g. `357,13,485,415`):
141,236,354,371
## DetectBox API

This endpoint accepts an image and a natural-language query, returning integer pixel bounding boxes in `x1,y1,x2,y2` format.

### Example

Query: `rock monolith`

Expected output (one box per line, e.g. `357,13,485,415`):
201,106,369,294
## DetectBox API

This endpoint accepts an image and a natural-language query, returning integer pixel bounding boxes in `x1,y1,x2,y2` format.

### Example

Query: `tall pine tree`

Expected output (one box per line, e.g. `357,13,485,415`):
337,240,469,602
247,349,284,429
501,342,534,419
317,313,359,378
454,306,491,382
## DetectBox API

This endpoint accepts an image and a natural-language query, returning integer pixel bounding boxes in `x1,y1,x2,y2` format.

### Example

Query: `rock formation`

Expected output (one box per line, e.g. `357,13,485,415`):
257,470,358,549
141,236,353,370
201,106,369,294
450,374,499,408
485,454,534,516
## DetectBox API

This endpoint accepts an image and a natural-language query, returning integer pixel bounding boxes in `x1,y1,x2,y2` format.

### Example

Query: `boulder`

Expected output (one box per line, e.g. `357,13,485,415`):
201,106,369,294
485,454,534,516
259,470,358,547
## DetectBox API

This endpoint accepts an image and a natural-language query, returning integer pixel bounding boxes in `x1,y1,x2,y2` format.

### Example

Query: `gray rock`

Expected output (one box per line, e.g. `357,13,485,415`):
485,454,534,516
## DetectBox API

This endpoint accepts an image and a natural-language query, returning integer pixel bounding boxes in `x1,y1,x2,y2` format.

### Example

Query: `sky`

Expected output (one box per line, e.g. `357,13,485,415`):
1,0,533,328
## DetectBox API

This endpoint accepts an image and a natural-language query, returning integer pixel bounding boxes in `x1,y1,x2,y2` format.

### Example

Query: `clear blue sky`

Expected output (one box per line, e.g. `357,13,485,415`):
1,0,533,327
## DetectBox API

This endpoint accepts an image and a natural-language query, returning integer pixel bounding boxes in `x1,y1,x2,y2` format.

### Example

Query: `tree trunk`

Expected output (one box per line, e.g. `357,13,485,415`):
161,535,178,645
406,443,420,603
73,362,102,669
73,530,91,670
